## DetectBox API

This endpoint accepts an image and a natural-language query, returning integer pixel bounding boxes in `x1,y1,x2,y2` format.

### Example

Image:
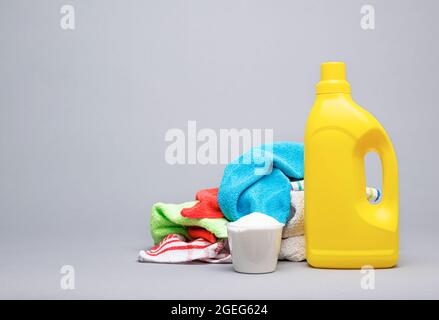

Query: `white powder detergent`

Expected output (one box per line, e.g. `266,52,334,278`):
228,212,284,229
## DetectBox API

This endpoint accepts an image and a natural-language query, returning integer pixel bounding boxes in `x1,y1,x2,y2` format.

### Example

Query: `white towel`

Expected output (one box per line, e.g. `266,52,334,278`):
282,190,305,238
279,236,306,262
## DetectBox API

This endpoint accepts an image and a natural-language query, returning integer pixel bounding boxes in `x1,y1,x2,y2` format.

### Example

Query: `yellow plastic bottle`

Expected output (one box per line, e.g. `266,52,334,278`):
304,62,399,269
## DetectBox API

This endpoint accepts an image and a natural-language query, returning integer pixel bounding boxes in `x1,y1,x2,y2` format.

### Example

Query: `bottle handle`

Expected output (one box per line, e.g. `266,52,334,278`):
356,129,399,232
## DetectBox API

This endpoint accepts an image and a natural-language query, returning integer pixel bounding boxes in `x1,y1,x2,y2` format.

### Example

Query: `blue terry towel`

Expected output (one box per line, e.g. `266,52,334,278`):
218,142,304,224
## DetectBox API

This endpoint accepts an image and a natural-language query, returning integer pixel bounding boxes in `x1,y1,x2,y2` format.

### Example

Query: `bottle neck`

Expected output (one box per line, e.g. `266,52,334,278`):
314,92,353,104
316,62,351,94
316,81,350,95
316,92,351,98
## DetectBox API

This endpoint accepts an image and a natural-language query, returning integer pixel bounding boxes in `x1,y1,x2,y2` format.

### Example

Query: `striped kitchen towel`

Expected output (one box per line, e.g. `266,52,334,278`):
291,180,304,191
138,234,231,264
291,180,381,203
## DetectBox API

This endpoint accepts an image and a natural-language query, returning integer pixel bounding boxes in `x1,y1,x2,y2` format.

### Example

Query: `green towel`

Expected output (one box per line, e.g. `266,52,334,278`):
150,201,229,245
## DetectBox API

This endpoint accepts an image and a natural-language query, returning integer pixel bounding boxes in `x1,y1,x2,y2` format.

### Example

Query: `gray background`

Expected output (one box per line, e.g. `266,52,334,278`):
1,0,438,299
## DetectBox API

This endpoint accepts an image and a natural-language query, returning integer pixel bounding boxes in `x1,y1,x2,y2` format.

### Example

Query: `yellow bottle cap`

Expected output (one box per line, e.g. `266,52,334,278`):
316,62,351,94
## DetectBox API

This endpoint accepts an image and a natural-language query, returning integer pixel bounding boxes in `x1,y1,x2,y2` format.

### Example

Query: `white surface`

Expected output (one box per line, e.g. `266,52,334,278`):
1,225,438,299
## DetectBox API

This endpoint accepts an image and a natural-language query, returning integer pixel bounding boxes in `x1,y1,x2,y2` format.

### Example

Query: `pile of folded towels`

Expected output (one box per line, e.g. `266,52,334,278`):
138,142,381,264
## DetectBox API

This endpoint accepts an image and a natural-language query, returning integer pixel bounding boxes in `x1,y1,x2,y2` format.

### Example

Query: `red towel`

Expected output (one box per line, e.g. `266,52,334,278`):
181,188,224,219
188,227,217,243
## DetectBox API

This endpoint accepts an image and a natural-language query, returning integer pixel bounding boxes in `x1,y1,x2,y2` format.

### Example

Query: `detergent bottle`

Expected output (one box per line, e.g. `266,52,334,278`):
304,62,399,269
